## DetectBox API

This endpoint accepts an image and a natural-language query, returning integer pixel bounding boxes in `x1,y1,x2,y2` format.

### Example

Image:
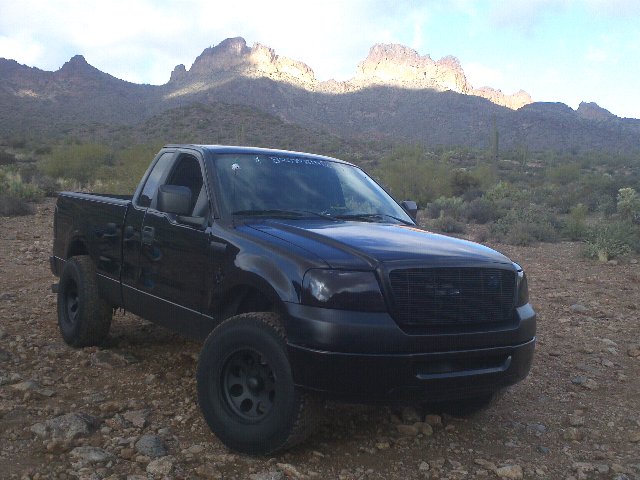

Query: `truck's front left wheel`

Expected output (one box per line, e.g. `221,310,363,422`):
197,312,319,455
57,255,112,347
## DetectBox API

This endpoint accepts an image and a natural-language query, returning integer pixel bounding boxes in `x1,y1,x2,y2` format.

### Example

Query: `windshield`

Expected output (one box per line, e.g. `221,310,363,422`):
213,153,413,224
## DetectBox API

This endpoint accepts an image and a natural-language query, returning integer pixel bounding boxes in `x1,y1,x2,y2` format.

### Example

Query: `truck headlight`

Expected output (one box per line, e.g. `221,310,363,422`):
301,269,386,312
513,263,530,307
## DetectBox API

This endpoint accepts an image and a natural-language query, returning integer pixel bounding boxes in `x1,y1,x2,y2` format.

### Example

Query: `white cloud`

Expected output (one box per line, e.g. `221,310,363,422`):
584,45,607,63
0,35,42,65
464,62,503,89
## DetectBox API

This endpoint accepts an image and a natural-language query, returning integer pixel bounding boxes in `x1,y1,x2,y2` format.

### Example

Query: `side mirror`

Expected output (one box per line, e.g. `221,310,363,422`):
401,200,418,221
157,185,192,215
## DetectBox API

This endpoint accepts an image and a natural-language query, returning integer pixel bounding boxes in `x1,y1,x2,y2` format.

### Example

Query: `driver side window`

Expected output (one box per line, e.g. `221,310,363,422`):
138,152,173,208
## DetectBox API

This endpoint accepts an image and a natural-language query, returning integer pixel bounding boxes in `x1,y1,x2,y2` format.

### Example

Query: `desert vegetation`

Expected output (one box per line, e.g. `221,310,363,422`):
2,102,639,262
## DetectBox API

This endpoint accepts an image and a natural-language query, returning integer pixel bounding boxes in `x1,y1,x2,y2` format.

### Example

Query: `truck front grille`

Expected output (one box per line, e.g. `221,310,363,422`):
388,267,516,326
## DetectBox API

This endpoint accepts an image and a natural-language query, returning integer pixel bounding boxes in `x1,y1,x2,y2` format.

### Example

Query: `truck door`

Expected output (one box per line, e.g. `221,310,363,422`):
121,150,175,308
135,152,212,339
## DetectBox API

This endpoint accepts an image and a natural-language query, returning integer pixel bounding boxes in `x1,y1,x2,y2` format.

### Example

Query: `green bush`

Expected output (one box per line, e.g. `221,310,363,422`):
44,143,112,187
0,194,34,216
484,181,528,209
490,206,560,245
463,197,502,224
564,204,588,240
375,145,452,206
617,188,640,223
0,150,16,166
597,197,617,217
7,178,42,202
546,163,581,185
450,169,481,196
37,177,59,197
9,138,27,149
425,196,465,220
583,221,640,260
428,212,465,234
34,145,52,155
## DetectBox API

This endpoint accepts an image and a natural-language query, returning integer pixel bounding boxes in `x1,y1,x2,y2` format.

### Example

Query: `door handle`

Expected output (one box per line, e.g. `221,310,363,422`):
141,226,155,245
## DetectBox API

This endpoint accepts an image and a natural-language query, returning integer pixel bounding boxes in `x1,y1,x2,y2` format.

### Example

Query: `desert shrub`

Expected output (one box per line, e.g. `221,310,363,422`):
375,145,452,206
37,176,59,197
0,194,34,216
484,181,528,209
597,196,617,217
7,178,42,202
44,143,113,188
463,197,502,224
462,188,483,202
425,196,465,220
428,213,465,234
474,226,490,243
564,203,588,240
490,206,560,245
17,163,40,183
450,169,481,196
546,163,581,185
9,138,27,149
34,145,52,155
617,188,640,223
583,221,640,260
0,150,16,166
533,183,580,213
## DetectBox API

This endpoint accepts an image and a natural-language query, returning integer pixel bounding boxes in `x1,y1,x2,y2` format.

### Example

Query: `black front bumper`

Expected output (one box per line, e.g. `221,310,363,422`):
284,302,536,403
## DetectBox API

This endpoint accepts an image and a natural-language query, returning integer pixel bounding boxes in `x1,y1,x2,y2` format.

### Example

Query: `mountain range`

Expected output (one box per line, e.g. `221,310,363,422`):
1,37,639,153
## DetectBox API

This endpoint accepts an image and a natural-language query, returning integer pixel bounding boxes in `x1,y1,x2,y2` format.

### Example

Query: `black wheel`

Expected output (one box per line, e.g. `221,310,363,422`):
57,255,112,347
197,312,318,455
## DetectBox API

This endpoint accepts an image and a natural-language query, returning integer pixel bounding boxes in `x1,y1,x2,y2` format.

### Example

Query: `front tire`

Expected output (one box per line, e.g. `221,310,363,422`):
57,255,112,347
197,312,318,455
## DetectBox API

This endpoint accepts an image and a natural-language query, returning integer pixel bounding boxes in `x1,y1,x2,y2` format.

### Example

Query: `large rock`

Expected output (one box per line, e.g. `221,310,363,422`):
46,412,99,441
70,446,113,463
135,434,167,458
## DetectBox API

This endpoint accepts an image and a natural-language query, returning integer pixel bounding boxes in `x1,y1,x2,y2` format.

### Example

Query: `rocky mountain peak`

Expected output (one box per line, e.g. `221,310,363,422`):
188,37,252,75
166,37,533,110
56,54,107,82
176,37,315,84
577,101,615,120
354,44,472,95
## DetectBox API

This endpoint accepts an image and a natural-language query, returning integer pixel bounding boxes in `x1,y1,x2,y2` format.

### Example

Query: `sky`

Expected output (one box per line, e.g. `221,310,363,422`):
1,0,639,119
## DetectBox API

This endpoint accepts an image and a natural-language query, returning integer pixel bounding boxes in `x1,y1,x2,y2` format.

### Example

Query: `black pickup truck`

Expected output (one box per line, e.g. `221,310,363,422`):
50,144,535,455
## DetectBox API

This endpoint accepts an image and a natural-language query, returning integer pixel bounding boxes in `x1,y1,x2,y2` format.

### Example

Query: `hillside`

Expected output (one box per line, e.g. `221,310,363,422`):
1,37,639,153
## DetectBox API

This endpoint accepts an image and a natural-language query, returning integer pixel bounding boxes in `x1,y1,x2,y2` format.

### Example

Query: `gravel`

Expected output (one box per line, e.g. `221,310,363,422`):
1,200,639,479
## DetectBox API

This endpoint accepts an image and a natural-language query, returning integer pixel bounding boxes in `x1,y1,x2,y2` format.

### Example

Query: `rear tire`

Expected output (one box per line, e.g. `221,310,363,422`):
57,255,112,347
197,312,319,455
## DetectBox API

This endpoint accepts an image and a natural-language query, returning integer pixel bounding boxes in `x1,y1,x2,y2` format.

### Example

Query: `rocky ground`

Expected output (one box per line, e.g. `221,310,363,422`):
1,199,639,480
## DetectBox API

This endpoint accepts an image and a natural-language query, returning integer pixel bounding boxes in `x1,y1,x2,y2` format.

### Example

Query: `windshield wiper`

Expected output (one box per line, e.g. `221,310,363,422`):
334,213,413,225
232,209,337,220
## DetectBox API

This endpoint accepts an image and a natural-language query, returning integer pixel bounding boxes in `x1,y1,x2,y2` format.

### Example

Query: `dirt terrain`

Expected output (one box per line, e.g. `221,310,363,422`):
1,199,639,480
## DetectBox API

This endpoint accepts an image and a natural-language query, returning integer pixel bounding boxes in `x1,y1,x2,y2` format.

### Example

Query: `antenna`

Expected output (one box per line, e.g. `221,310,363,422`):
231,161,240,228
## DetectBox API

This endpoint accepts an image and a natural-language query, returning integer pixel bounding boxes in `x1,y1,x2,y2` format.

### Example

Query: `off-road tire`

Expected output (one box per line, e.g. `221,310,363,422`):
197,312,320,455
57,255,112,347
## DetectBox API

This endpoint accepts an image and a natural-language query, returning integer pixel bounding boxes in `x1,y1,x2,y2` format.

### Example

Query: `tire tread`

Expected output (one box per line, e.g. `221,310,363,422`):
198,312,321,455
58,255,112,347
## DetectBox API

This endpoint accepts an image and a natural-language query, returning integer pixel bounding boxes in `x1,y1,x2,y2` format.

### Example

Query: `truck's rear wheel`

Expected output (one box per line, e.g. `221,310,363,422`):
57,255,112,347
197,312,319,455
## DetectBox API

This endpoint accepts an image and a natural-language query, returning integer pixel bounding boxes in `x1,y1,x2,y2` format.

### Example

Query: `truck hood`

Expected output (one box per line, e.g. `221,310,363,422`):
246,219,512,270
